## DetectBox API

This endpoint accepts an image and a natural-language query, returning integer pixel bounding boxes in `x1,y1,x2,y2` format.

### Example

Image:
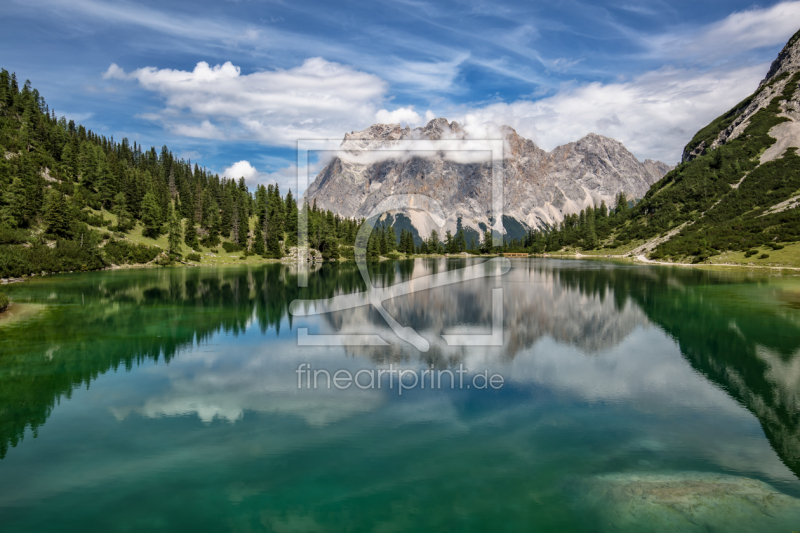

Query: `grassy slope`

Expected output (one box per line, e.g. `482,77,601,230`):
581,68,800,266
89,210,280,267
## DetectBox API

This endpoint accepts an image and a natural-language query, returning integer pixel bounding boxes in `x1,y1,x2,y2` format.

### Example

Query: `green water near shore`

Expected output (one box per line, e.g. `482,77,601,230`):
1,259,800,532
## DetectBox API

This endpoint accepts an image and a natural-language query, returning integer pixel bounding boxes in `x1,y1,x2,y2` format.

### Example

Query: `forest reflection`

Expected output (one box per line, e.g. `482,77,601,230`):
1,259,799,479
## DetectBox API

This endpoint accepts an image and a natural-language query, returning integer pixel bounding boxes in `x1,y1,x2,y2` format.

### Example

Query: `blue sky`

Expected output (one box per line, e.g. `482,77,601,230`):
2,0,800,192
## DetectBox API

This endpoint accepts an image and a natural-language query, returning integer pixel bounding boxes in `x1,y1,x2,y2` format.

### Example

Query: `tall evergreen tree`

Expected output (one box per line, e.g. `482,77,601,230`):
252,220,265,256
237,197,249,247
140,191,162,238
285,189,298,247
44,189,72,238
184,219,199,250
167,202,182,257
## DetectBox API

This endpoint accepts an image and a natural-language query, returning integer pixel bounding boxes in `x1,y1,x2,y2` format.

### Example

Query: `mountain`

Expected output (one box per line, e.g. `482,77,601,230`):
529,28,800,262
628,29,800,260
305,118,671,240
0,69,357,277
683,31,800,163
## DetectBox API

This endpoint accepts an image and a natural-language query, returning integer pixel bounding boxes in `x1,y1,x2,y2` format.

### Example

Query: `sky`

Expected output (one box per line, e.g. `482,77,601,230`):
2,0,799,193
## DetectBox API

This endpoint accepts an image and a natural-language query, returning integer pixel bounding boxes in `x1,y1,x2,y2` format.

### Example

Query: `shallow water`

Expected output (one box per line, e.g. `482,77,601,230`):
1,259,800,532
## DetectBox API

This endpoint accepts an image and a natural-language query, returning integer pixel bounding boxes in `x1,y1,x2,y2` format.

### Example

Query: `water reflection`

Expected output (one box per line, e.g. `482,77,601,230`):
1,259,799,486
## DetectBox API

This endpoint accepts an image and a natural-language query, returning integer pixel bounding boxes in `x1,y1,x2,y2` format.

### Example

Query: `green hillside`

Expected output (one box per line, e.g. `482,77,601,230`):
0,69,364,278
524,29,800,265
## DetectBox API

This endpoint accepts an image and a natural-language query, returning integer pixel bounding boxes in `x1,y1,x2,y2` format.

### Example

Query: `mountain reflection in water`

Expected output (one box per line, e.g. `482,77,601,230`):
1,258,799,485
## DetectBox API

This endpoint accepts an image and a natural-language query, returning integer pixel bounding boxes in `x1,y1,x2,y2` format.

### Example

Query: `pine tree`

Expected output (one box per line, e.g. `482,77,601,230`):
113,192,131,231
285,189,298,247
220,188,233,238
480,229,493,254
616,192,628,215
201,188,216,230
44,189,72,238
252,220,265,256
456,229,466,252
167,203,182,257
141,191,162,238
428,230,440,254
384,224,395,253
320,213,339,261
184,219,199,250
265,209,282,258
237,197,249,247
379,225,388,255
367,224,380,262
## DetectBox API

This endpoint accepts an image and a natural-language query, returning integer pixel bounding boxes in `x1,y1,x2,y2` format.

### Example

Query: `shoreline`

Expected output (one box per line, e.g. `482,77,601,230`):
548,251,800,272
4,251,800,285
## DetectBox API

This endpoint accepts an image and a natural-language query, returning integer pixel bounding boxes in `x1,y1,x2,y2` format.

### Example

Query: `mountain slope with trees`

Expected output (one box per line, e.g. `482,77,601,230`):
0,69,371,278
523,29,800,264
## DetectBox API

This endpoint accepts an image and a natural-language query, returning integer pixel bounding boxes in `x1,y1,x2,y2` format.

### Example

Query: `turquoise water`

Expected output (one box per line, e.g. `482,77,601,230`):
1,259,800,532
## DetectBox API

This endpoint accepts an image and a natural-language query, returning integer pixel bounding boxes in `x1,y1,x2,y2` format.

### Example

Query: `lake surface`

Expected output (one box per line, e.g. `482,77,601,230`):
2,259,800,532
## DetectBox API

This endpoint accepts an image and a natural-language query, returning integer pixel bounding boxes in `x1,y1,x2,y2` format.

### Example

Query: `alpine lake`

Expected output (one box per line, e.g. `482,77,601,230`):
2,258,800,532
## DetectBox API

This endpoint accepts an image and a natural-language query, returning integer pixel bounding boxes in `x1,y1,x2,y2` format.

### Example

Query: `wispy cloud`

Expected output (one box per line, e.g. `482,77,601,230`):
105,59,388,146
16,0,260,43
645,1,800,62
455,63,767,163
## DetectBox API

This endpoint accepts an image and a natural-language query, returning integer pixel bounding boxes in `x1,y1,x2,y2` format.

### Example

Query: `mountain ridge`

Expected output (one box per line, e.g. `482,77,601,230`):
683,29,800,163
306,118,671,238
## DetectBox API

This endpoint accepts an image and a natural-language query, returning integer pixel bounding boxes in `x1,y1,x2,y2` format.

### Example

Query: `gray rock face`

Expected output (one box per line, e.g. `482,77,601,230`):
683,30,800,162
306,118,671,236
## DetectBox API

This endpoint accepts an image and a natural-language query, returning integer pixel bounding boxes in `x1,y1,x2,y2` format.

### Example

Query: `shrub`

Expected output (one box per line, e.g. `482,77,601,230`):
0,292,9,312
200,235,219,248
769,243,785,250
0,226,30,245
339,246,355,261
78,210,106,227
759,253,770,259
0,246,29,277
239,256,247,260
103,240,161,265
222,242,243,253
0,239,107,277
744,249,759,257
186,253,201,262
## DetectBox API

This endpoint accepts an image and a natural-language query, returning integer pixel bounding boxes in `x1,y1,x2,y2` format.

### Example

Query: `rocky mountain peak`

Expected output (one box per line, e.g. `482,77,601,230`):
420,117,464,139
305,118,671,238
683,28,800,162
760,29,800,87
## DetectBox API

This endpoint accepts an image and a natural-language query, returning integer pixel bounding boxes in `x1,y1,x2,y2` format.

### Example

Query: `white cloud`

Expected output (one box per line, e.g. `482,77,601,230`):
222,160,259,182
97,2,800,167
647,1,800,62
102,63,127,80
375,106,426,126
170,119,223,140
107,58,388,146
379,55,468,93
455,63,767,163
222,160,314,194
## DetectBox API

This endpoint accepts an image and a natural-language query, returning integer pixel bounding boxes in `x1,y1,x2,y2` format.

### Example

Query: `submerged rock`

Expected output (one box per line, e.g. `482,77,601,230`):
580,472,800,532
